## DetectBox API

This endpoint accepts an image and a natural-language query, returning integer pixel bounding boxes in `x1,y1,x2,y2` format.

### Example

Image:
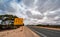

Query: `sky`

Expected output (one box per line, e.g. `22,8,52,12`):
0,0,60,25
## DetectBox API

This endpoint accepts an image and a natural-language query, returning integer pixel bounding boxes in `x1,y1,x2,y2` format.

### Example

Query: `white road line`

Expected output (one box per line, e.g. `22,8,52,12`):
31,28,47,37
34,30,47,37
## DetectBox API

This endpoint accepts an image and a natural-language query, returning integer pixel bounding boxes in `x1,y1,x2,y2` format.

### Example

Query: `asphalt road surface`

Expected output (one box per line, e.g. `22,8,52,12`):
27,26,60,37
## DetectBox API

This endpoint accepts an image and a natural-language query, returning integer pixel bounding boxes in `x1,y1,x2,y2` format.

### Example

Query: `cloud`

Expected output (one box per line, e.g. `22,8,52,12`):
22,0,34,8
0,0,60,25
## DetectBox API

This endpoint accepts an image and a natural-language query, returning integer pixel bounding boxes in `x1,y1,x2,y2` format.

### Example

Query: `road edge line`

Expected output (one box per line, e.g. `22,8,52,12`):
26,26,40,37
27,26,47,37
33,30,47,37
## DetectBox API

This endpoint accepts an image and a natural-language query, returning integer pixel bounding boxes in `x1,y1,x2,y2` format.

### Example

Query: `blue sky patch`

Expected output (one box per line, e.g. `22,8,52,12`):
16,0,21,3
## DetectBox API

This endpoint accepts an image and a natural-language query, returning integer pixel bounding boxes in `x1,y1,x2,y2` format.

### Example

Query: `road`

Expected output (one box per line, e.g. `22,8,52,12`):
27,26,60,37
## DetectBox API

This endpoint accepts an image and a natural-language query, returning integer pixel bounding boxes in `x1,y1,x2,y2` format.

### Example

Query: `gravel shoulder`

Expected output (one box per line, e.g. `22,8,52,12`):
24,26,40,37
0,26,39,37
35,26,60,31
0,26,25,37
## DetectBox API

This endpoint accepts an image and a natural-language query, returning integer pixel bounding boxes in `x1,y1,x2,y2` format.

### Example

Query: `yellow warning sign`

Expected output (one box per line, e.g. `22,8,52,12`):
14,18,23,25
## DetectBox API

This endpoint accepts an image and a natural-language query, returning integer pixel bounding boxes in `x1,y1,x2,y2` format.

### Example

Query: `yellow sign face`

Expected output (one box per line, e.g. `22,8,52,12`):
14,18,23,25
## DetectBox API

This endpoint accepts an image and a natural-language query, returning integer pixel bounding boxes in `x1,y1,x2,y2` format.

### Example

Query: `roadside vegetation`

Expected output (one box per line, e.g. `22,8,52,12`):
36,24,60,28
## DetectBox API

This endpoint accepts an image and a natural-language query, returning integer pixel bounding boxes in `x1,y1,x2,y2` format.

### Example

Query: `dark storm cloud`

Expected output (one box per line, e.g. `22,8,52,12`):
36,0,60,13
22,0,34,7
0,0,16,13
46,10,60,19
26,10,43,19
26,11,33,17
